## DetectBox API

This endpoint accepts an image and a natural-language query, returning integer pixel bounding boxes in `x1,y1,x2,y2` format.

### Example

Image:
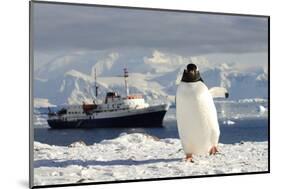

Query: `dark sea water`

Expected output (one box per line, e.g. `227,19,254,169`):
34,118,268,146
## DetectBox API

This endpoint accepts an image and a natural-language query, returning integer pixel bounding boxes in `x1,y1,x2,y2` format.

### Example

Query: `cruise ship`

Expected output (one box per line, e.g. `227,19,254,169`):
47,68,169,128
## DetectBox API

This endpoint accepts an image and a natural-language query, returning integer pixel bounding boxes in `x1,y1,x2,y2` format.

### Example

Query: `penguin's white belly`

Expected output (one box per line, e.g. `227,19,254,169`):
176,82,220,155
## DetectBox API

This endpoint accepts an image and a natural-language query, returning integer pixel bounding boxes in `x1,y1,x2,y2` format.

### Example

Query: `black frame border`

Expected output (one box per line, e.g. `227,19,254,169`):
29,1,270,188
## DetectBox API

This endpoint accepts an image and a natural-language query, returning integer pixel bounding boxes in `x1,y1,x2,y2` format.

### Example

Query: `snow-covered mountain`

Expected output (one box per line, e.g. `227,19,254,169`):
34,50,268,106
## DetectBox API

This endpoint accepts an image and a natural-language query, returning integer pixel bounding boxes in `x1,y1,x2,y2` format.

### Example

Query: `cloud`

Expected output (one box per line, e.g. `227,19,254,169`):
32,2,268,56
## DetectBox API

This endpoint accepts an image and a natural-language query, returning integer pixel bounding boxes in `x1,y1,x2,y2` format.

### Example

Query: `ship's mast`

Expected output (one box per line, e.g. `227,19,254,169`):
94,68,98,98
124,68,129,97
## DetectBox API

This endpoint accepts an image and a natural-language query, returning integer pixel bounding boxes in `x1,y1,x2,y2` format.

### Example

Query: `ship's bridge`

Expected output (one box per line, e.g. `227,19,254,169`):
123,95,149,109
104,92,149,110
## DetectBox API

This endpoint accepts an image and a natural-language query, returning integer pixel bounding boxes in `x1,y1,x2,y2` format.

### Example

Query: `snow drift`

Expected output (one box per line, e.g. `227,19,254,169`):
34,133,268,186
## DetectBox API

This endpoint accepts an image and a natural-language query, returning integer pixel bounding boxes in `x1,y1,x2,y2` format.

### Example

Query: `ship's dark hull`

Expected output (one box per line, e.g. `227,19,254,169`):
47,110,167,129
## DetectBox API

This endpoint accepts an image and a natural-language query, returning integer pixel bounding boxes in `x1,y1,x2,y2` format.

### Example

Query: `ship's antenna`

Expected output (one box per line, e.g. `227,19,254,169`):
124,68,129,97
94,68,98,98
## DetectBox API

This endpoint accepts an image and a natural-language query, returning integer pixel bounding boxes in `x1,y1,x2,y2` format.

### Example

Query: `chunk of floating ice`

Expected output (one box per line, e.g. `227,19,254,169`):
68,140,87,147
257,105,267,113
119,132,128,137
223,120,235,125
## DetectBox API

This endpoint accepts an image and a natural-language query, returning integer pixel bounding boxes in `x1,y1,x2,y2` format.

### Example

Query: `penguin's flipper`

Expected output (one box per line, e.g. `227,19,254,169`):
209,87,229,99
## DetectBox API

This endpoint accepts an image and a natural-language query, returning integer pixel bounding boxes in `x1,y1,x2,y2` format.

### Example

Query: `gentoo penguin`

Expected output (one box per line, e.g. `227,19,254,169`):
176,63,228,162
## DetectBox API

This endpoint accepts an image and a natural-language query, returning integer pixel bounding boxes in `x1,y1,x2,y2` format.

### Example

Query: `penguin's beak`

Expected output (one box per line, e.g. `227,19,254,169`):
188,70,196,75
225,93,229,98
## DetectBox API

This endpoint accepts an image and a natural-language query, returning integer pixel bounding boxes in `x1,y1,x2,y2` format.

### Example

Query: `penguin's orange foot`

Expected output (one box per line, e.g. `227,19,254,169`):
185,154,194,163
209,146,218,155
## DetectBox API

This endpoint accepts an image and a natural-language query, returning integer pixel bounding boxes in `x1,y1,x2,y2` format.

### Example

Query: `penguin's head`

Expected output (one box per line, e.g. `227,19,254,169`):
186,63,198,75
181,63,204,83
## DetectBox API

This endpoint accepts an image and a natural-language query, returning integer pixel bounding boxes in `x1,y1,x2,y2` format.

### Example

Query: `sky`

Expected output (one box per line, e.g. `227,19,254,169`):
32,2,268,69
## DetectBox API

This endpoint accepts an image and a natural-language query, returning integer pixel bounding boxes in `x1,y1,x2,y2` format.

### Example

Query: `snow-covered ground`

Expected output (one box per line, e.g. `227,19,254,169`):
33,133,268,186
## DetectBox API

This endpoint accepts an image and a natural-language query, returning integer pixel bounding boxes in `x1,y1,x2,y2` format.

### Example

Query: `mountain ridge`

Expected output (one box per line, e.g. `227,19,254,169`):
34,50,268,105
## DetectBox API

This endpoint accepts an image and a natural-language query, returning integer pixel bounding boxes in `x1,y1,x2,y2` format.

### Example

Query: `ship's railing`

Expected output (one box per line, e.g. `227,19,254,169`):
124,94,143,99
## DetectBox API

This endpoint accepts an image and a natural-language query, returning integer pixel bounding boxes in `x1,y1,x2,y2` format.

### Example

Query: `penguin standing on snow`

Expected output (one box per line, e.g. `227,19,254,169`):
176,63,228,162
